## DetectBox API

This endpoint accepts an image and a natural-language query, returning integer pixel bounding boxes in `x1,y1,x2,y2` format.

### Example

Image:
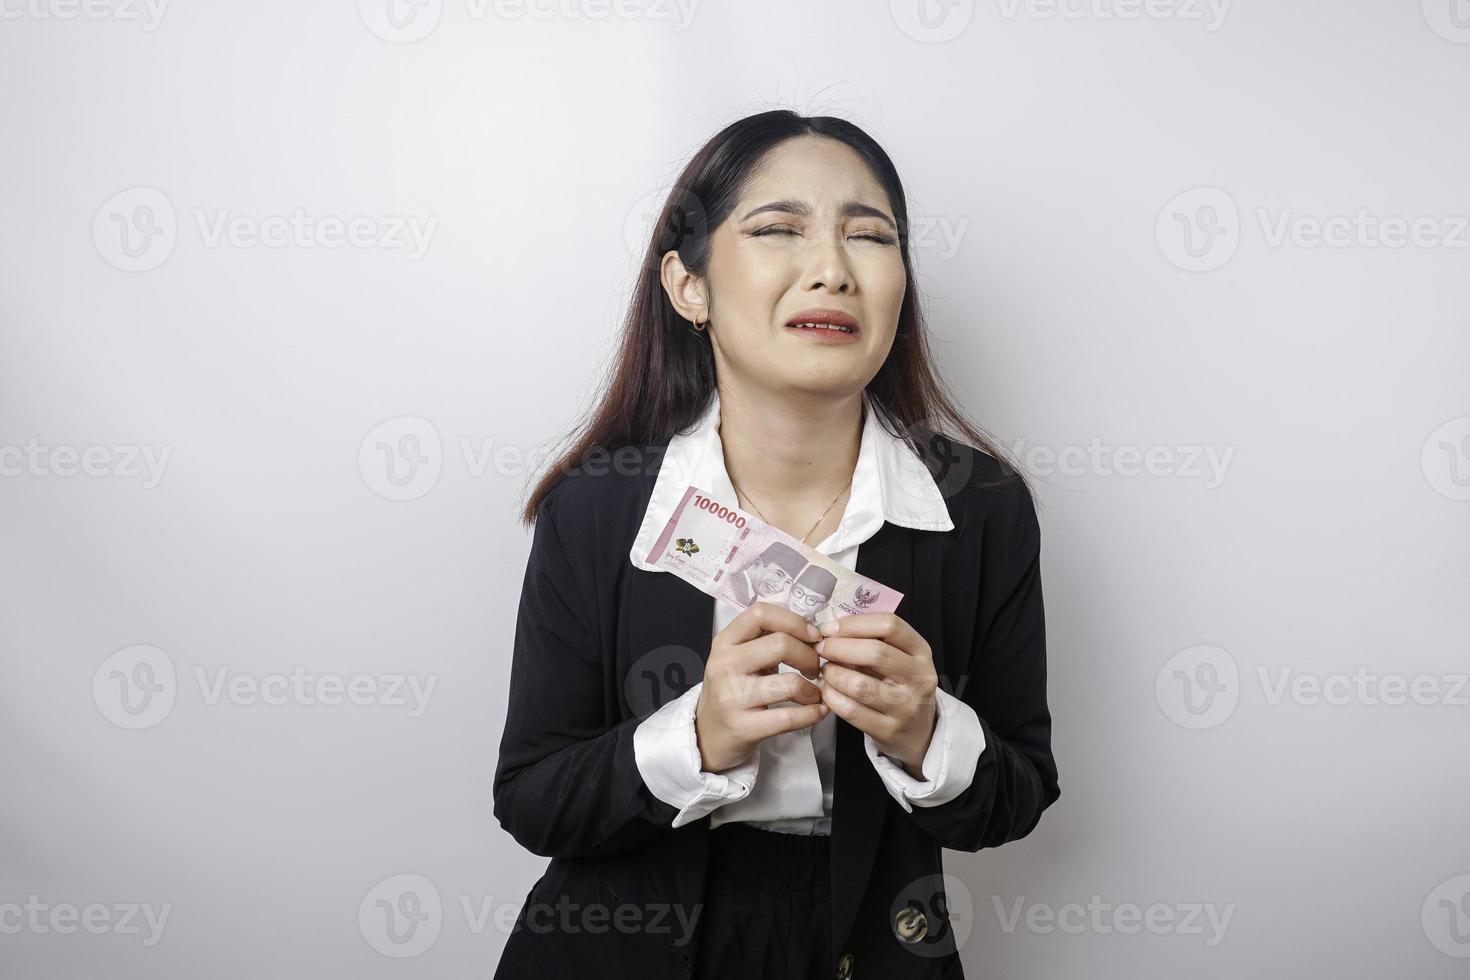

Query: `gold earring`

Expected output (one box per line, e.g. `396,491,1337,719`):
691,316,706,332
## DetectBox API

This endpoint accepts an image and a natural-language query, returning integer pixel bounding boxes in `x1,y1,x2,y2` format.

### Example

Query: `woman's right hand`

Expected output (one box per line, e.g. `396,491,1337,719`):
693,602,828,773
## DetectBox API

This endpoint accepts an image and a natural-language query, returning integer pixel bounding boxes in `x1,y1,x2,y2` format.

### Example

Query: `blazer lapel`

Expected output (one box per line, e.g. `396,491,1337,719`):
830,518,915,956
625,558,715,967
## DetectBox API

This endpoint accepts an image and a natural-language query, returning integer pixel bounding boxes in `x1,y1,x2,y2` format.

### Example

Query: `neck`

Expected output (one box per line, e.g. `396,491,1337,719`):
715,381,863,533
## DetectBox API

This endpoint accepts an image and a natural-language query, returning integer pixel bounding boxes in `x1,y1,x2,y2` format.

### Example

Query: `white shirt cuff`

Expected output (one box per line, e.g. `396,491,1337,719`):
633,682,760,829
865,687,986,813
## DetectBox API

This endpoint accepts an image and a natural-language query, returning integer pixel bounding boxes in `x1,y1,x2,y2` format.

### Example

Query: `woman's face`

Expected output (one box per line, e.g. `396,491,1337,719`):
687,135,908,398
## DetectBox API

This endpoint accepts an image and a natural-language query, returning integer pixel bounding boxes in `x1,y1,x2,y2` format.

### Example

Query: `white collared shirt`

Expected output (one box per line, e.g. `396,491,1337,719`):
629,388,987,834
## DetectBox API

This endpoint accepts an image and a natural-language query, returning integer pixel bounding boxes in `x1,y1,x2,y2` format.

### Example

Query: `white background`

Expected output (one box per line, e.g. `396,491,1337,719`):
1,0,1467,976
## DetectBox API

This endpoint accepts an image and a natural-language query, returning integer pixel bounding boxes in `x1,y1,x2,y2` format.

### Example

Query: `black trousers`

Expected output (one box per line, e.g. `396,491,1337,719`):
691,821,833,980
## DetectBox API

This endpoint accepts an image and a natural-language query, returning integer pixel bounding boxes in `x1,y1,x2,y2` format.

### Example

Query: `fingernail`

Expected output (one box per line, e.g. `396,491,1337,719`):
819,620,839,636
814,639,825,654
806,623,820,640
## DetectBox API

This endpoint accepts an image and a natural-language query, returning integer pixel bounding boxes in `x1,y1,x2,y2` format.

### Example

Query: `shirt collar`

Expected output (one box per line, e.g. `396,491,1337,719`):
629,388,955,573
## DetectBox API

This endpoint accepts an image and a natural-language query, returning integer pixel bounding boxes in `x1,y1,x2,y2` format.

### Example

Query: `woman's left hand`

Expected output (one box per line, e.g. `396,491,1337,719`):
815,612,939,779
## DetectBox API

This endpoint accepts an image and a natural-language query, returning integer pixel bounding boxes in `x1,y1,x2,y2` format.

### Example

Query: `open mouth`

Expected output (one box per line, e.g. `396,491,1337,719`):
783,310,861,336
787,321,857,335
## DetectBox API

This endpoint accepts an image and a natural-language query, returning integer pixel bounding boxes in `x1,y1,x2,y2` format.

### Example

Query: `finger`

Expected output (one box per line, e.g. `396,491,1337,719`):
758,671,824,708
815,636,902,679
821,661,911,714
744,702,829,742
727,670,822,710
821,680,891,736
738,630,821,680
818,612,925,657
723,601,823,646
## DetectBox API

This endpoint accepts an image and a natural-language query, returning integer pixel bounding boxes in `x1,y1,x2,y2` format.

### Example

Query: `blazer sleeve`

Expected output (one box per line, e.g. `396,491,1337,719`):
492,484,681,860
899,475,1061,852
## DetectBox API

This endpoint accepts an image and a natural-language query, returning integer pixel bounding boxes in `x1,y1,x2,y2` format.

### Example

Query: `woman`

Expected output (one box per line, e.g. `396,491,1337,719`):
492,110,1060,980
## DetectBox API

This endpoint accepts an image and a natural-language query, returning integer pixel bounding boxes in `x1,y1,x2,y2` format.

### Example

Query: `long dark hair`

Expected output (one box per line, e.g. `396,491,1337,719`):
519,109,1027,526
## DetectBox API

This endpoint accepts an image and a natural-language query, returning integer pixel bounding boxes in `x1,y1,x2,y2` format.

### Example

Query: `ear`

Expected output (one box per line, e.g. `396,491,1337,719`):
658,250,707,324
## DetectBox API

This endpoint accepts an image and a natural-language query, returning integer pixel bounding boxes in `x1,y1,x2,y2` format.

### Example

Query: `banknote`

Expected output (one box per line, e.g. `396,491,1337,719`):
643,484,904,628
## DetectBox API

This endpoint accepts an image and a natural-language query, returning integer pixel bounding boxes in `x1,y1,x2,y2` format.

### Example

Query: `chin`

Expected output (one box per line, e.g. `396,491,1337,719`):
780,375,874,401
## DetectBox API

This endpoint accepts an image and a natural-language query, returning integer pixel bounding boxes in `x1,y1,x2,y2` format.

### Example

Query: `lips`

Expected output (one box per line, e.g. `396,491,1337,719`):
783,309,860,335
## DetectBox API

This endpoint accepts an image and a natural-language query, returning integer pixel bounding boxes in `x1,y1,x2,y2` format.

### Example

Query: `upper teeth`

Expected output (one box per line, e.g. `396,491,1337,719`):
793,322,850,332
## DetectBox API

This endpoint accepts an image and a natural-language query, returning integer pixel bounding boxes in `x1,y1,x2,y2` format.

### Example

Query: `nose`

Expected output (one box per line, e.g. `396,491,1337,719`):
802,231,855,294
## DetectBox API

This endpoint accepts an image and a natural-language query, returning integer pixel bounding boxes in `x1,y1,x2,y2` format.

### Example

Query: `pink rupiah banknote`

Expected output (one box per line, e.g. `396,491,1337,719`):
643,484,904,629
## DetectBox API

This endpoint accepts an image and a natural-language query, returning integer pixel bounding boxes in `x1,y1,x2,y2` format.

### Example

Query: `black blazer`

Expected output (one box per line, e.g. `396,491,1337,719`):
492,435,1060,980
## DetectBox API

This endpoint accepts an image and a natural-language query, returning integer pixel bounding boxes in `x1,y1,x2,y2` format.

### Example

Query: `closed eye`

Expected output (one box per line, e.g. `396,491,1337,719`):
751,226,896,245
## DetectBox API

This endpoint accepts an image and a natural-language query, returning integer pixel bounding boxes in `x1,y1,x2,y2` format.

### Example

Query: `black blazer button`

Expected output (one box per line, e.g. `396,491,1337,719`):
835,950,854,978
894,906,928,943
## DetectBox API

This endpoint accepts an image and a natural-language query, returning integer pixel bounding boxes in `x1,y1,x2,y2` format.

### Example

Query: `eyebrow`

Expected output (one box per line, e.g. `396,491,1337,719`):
739,198,897,233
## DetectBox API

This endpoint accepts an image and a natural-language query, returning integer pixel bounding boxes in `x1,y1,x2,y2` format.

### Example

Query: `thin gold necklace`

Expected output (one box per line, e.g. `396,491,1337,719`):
727,472,853,546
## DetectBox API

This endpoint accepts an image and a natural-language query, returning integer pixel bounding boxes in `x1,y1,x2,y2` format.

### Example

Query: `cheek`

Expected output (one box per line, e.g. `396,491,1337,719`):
720,242,790,302
870,259,908,317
